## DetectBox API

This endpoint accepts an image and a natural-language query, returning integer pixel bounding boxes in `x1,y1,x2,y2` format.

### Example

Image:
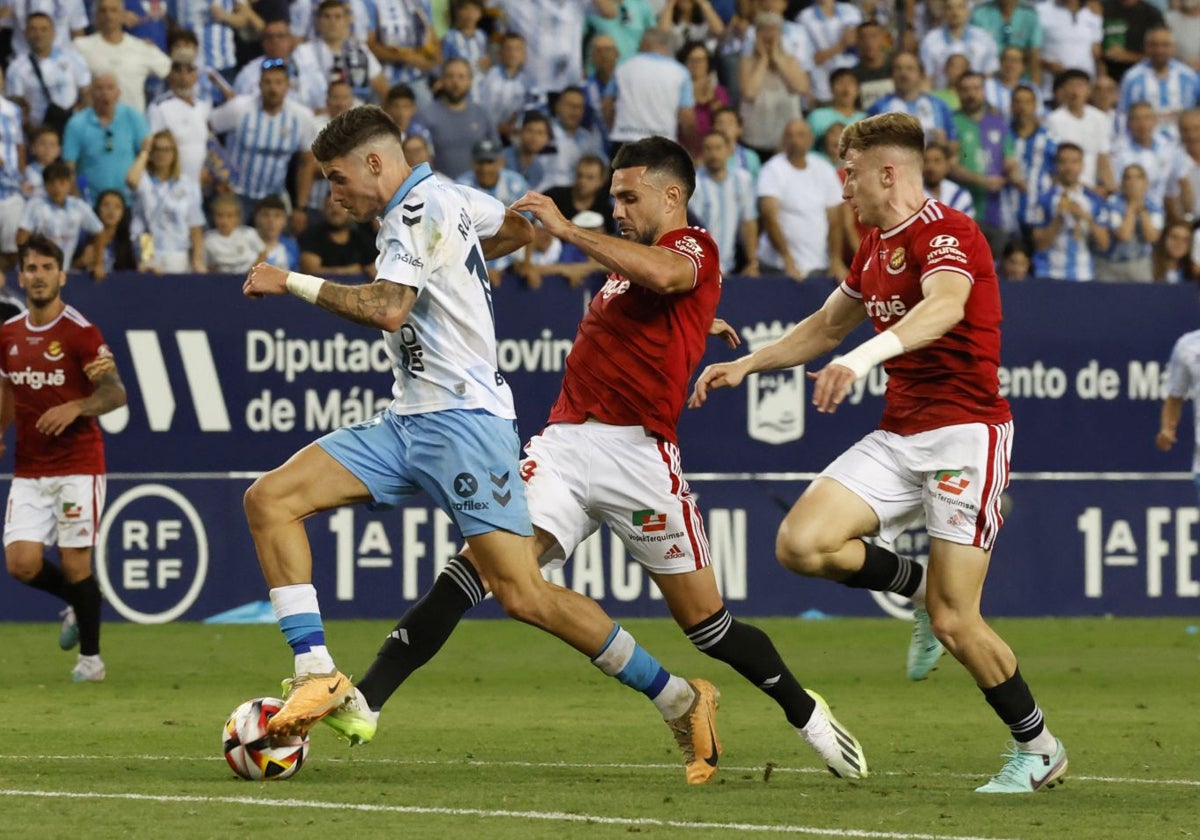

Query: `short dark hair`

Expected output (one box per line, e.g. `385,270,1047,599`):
311,105,403,163
18,232,64,271
43,159,73,183
385,83,415,105
256,195,288,214
25,11,54,27
317,0,345,13
1056,142,1083,158
1053,69,1090,90
829,67,858,88
520,111,551,131
611,136,696,201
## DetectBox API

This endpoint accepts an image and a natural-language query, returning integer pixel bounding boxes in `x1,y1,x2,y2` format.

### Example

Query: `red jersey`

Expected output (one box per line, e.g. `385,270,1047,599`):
547,226,722,442
843,198,1011,435
0,305,110,477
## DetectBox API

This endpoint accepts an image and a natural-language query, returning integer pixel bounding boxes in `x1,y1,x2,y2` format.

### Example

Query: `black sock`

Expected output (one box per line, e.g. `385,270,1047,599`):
686,608,816,728
842,540,922,597
27,559,71,601
357,555,485,710
66,576,103,657
981,667,1046,744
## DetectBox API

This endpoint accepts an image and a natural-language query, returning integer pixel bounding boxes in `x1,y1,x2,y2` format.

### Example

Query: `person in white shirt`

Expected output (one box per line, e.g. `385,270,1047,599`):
72,0,171,113
146,47,212,185
610,28,698,150
1111,100,1179,206
5,13,90,130
126,131,205,274
1037,0,1102,99
292,0,388,112
757,118,846,280
919,0,999,90
204,193,264,272
7,0,88,58
1044,69,1114,193
498,0,589,93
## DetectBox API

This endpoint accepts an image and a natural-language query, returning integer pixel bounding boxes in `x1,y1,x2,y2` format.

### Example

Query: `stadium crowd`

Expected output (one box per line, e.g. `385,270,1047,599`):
0,0,1198,284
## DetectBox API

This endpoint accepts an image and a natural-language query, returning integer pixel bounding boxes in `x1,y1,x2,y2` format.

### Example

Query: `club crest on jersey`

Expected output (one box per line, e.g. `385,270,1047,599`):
44,340,64,362
886,247,907,274
743,321,804,444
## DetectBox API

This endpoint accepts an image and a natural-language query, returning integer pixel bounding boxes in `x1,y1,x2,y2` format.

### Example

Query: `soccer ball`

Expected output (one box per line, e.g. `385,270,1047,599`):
222,697,309,781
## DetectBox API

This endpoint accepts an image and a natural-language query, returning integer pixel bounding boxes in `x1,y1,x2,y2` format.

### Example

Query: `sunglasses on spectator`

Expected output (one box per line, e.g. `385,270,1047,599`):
104,129,113,153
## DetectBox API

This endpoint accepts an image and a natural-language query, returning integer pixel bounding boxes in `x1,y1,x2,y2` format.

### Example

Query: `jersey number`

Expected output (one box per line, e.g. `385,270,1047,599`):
465,244,505,387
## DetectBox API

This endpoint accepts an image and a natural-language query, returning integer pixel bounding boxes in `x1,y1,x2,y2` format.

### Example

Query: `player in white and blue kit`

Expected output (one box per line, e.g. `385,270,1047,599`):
240,107,721,779
1159,328,1200,506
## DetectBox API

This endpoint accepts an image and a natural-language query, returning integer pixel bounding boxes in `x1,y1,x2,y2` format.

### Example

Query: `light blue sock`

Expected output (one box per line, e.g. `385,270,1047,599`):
592,624,692,718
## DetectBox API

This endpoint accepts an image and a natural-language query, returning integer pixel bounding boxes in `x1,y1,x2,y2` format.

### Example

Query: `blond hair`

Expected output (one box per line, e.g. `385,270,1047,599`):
149,129,182,182
839,113,925,160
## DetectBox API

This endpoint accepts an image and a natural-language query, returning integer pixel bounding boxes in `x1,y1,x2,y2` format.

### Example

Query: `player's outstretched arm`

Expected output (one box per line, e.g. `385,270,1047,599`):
481,208,534,261
243,262,417,331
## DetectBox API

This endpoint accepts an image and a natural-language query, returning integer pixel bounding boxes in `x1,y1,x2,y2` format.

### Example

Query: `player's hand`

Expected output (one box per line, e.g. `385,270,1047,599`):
688,360,748,408
807,363,857,414
243,262,289,298
37,401,83,437
1156,429,1177,451
708,317,740,349
511,191,572,239
83,356,117,380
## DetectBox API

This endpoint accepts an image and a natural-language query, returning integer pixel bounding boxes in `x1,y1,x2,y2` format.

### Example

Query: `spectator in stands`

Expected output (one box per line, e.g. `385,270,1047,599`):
1045,69,1114,194
690,129,758,275
923,141,974,215
1166,0,1200,72
21,125,59,201
1153,220,1197,283
401,133,438,172
931,53,968,111
950,71,1010,250
919,0,998,90
1095,163,1162,282
713,105,761,182
306,80,357,213
514,210,607,289
1101,0,1165,81
984,46,1035,122
798,0,862,105
970,0,1042,85
0,81,23,272
441,0,490,78
497,0,587,94
677,41,726,156
17,159,104,275
299,193,377,276
504,112,553,192
147,46,211,186
293,0,388,112
210,58,318,232
1029,142,1110,281
806,68,865,148
412,58,496,180
999,239,1033,281
1166,109,1200,226
545,153,615,232
72,0,170,113
6,13,90,136
1004,83,1057,239
204,193,262,272
382,83,429,142
254,195,297,269
738,11,808,160
659,0,726,57
175,0,260,84
81,189,137,275
543,86,608,191
62,74,147,203
6,0,88,59
1089,73,1124,142
1117,27,1198,138
1112,101,1177,207
289,0,372,43
609,29,697,154
1036,0,1102,100
851,20,893,111
368,0,440,107
869,51,956,145
584,34,619,133
233,20,300,99
476,32,536,146
457,138,530,283
126,130,205,273
757,118,845,281
588,0,657,64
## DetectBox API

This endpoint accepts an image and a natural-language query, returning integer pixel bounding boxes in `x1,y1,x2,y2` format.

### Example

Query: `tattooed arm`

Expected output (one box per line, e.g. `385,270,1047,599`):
243,264,417,331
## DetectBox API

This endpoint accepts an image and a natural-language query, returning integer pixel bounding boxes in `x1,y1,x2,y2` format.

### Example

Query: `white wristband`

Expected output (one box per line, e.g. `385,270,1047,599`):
285,271,325,304
835,331,905,380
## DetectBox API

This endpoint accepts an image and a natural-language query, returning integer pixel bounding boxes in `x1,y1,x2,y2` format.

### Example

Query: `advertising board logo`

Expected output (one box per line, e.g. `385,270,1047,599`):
94,484,209,624
743,321,804,444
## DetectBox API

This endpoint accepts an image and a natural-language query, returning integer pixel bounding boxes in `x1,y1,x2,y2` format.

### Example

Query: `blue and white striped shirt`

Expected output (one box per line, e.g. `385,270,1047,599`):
176,0,239,70
370,0,434,85
0,97,24,200
210,96,318,200
1003,125,1056,232
1029,183,1109,281
1118,59,1199,137
798,2,863,104
925,179,974,216
476,66,537,128
1101,194,1164,263
918,24,999,89
1111,132,1179,205
19,195,104,269
442,29,489,75
689,166,755,274
4,47,91,128
983,78,1044,123
291,0,372,42
868,93,958,142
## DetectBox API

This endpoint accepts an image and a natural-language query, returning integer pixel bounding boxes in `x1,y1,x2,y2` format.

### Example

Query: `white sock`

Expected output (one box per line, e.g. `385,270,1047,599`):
911,570,927,606
653,677,696,720
1019,728,1058,755
294,646,335,675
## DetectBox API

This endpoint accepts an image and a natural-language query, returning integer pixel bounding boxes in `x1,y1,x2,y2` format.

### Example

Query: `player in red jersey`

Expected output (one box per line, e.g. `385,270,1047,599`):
0,234,126,683
322,136,869,783
690,113,1068,794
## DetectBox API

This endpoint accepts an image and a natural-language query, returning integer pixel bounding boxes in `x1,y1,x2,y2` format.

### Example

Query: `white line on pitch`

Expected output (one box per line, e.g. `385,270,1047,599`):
0,788,1016,840
1,754,1197,787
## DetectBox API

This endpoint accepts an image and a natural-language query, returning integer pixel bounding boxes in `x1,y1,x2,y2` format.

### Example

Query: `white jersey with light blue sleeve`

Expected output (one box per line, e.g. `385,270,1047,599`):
1165,328,1200,474
374,162,515,420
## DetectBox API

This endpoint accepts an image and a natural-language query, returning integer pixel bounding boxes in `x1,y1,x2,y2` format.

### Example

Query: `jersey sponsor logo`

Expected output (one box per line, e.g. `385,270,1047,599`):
663,543,686,561
396,323,425,377
453,472,479,498
673,235,705,261
44,340,64,361
519,460,537,482
600,275,631,299
62,500,83,520
864,295,908,323
744,321,804,444
8,366,66,389
633,508,668,533
927,245,968,264
929,234,960,249
934,469,971,496
886,246,907,274
391,250,425,268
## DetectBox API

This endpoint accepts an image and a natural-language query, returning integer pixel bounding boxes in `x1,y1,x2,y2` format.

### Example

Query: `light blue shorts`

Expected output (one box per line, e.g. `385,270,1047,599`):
317,408,532,538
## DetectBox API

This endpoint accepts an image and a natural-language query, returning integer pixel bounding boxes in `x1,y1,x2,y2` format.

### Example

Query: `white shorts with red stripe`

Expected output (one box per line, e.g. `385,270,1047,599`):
4,474,107,549
521,421,711,574
820,421,1012,551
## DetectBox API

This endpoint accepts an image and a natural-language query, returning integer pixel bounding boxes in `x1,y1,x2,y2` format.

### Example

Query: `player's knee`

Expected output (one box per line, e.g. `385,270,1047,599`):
774,519,833,576
5,554,38,582
243,474,284,526
491,578,550,628
927,606,980,651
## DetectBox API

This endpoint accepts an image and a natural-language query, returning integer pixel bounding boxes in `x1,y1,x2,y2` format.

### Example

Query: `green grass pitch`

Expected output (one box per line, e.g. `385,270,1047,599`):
1,616,1196,839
